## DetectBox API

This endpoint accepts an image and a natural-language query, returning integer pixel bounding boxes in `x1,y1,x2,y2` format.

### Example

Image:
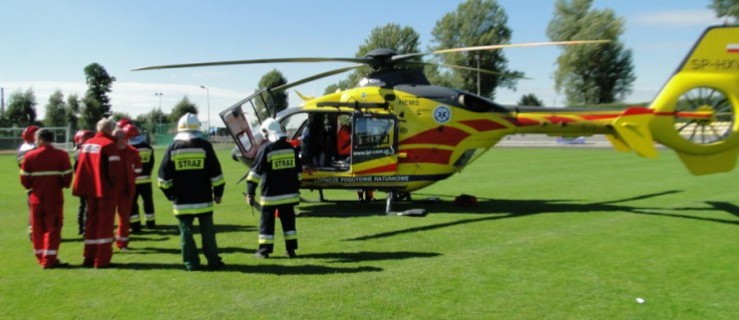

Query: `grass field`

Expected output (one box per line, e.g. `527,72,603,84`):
1,145,738,319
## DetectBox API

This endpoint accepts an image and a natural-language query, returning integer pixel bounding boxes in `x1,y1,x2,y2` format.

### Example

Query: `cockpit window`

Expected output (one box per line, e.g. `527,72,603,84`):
354,117,394,149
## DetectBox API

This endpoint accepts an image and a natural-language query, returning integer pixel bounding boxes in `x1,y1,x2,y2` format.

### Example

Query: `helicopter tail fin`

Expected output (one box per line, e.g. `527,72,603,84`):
645,25,739,175
605,108,657,158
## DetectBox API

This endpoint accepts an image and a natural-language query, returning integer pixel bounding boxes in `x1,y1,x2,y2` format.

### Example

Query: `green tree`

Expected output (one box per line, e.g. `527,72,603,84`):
65,94,82,132
518,93,543,106
257,69,289,114
324,23,421,93
44,90,67,127
169,96,198,123
6,88,38,127
80,92,103,129
547,0,635,105
136,107,169,135
430,0,521,98
349,23,421,88
80,63,116,128
710,0,739,21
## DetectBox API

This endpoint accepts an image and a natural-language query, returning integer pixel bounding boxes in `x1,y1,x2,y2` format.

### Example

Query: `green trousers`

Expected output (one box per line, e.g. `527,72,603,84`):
176,212,221,270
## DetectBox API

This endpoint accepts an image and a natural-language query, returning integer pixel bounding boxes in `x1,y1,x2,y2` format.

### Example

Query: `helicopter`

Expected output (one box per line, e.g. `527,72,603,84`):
135,25,739,214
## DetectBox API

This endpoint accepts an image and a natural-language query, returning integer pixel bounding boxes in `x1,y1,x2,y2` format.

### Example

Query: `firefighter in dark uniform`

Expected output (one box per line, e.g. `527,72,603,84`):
126,121,157,232
158,113,226,271
246,117,302,258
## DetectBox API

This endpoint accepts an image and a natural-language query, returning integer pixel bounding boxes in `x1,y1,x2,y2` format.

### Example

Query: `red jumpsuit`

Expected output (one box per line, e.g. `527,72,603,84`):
336,125,351,158
116,145,140,249
20,145,73,268
72,132,123,268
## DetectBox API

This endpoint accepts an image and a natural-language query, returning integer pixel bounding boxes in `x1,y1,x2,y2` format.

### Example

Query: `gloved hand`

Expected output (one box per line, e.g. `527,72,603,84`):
246,194,255,206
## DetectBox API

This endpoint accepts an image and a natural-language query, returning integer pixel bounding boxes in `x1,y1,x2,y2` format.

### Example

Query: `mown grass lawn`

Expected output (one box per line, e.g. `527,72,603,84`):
1,145,738,319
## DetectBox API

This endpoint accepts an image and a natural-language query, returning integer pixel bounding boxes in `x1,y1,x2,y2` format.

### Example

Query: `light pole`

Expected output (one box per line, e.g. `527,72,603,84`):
200,85,210,133
154,92,163,109
154,92,163,131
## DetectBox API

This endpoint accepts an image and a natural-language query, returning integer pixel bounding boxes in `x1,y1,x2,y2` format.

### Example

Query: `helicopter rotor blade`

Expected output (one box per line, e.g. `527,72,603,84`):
271,65,362,92
401,61,532,79
392,40,610,62
132,57,368,71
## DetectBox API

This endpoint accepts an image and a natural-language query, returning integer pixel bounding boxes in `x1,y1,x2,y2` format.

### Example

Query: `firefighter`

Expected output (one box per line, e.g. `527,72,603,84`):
246,117,302,258
114,124,141,250
73,129,95,235
20,128,73,269
73,118,123,268
158,113,226,271
127,122,156,232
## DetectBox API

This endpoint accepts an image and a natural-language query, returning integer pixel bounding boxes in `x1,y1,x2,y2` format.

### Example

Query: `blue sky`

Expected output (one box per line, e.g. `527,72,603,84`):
0,0,726,127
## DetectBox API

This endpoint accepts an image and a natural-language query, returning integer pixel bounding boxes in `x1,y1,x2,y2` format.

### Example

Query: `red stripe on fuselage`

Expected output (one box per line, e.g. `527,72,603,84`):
580,114,620,120
544,115,576,123
503,117,540,127
398,148,452,165
399,126,470,146
354,163,398,174
459,119,507,132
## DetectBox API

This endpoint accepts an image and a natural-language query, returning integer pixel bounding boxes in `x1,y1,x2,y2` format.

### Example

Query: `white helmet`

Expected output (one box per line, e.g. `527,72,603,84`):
261,118,286,142
177,113,200,132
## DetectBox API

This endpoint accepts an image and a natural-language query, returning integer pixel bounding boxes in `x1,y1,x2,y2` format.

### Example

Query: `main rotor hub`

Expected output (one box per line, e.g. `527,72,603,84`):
364,48,399,70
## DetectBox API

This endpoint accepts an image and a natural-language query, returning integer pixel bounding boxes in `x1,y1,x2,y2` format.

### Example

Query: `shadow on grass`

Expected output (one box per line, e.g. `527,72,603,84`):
123,246,252,256
703,201,739,218
139,224,255,236
225,264,383,275
106,249,434,274
343,190,739,241
298,251,441,263
298,202,388,217
96,261,382,274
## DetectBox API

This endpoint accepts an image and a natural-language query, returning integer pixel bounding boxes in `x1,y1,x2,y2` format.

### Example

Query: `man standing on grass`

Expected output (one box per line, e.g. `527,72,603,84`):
113,124,141,251
73,118,123,268
158,113,226,271
127,122,157,233
246,117,302,259
20,128,73,269
18,125,39,241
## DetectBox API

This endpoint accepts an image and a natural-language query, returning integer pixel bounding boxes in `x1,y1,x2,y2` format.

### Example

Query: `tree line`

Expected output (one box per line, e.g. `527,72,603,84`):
3,0,738,130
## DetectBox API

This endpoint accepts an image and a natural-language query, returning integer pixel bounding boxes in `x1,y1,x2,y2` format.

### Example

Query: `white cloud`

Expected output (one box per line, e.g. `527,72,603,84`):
632,9,724,28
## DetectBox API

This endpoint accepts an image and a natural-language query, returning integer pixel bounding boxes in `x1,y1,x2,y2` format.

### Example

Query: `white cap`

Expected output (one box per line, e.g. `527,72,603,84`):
261,118,286,142
177,113,200,132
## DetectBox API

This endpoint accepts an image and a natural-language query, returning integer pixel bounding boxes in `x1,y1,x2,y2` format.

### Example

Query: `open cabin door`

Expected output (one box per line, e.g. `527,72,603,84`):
219,89,276,162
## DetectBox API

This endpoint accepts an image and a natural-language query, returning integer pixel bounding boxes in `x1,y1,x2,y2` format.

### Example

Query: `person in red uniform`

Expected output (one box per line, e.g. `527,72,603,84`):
17,125,39,166
18,125,40,241
113,124,141,250
72,118,123,268
336,123,351,160
20,128,73,269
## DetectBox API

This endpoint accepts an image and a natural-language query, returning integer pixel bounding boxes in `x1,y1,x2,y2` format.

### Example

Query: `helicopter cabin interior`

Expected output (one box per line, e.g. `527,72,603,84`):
280,111,398,172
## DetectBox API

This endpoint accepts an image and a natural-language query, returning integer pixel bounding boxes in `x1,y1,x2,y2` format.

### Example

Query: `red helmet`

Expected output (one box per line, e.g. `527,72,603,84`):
117,118,132,129
21,125,39,143
122,124,140,140
73,130,95,146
